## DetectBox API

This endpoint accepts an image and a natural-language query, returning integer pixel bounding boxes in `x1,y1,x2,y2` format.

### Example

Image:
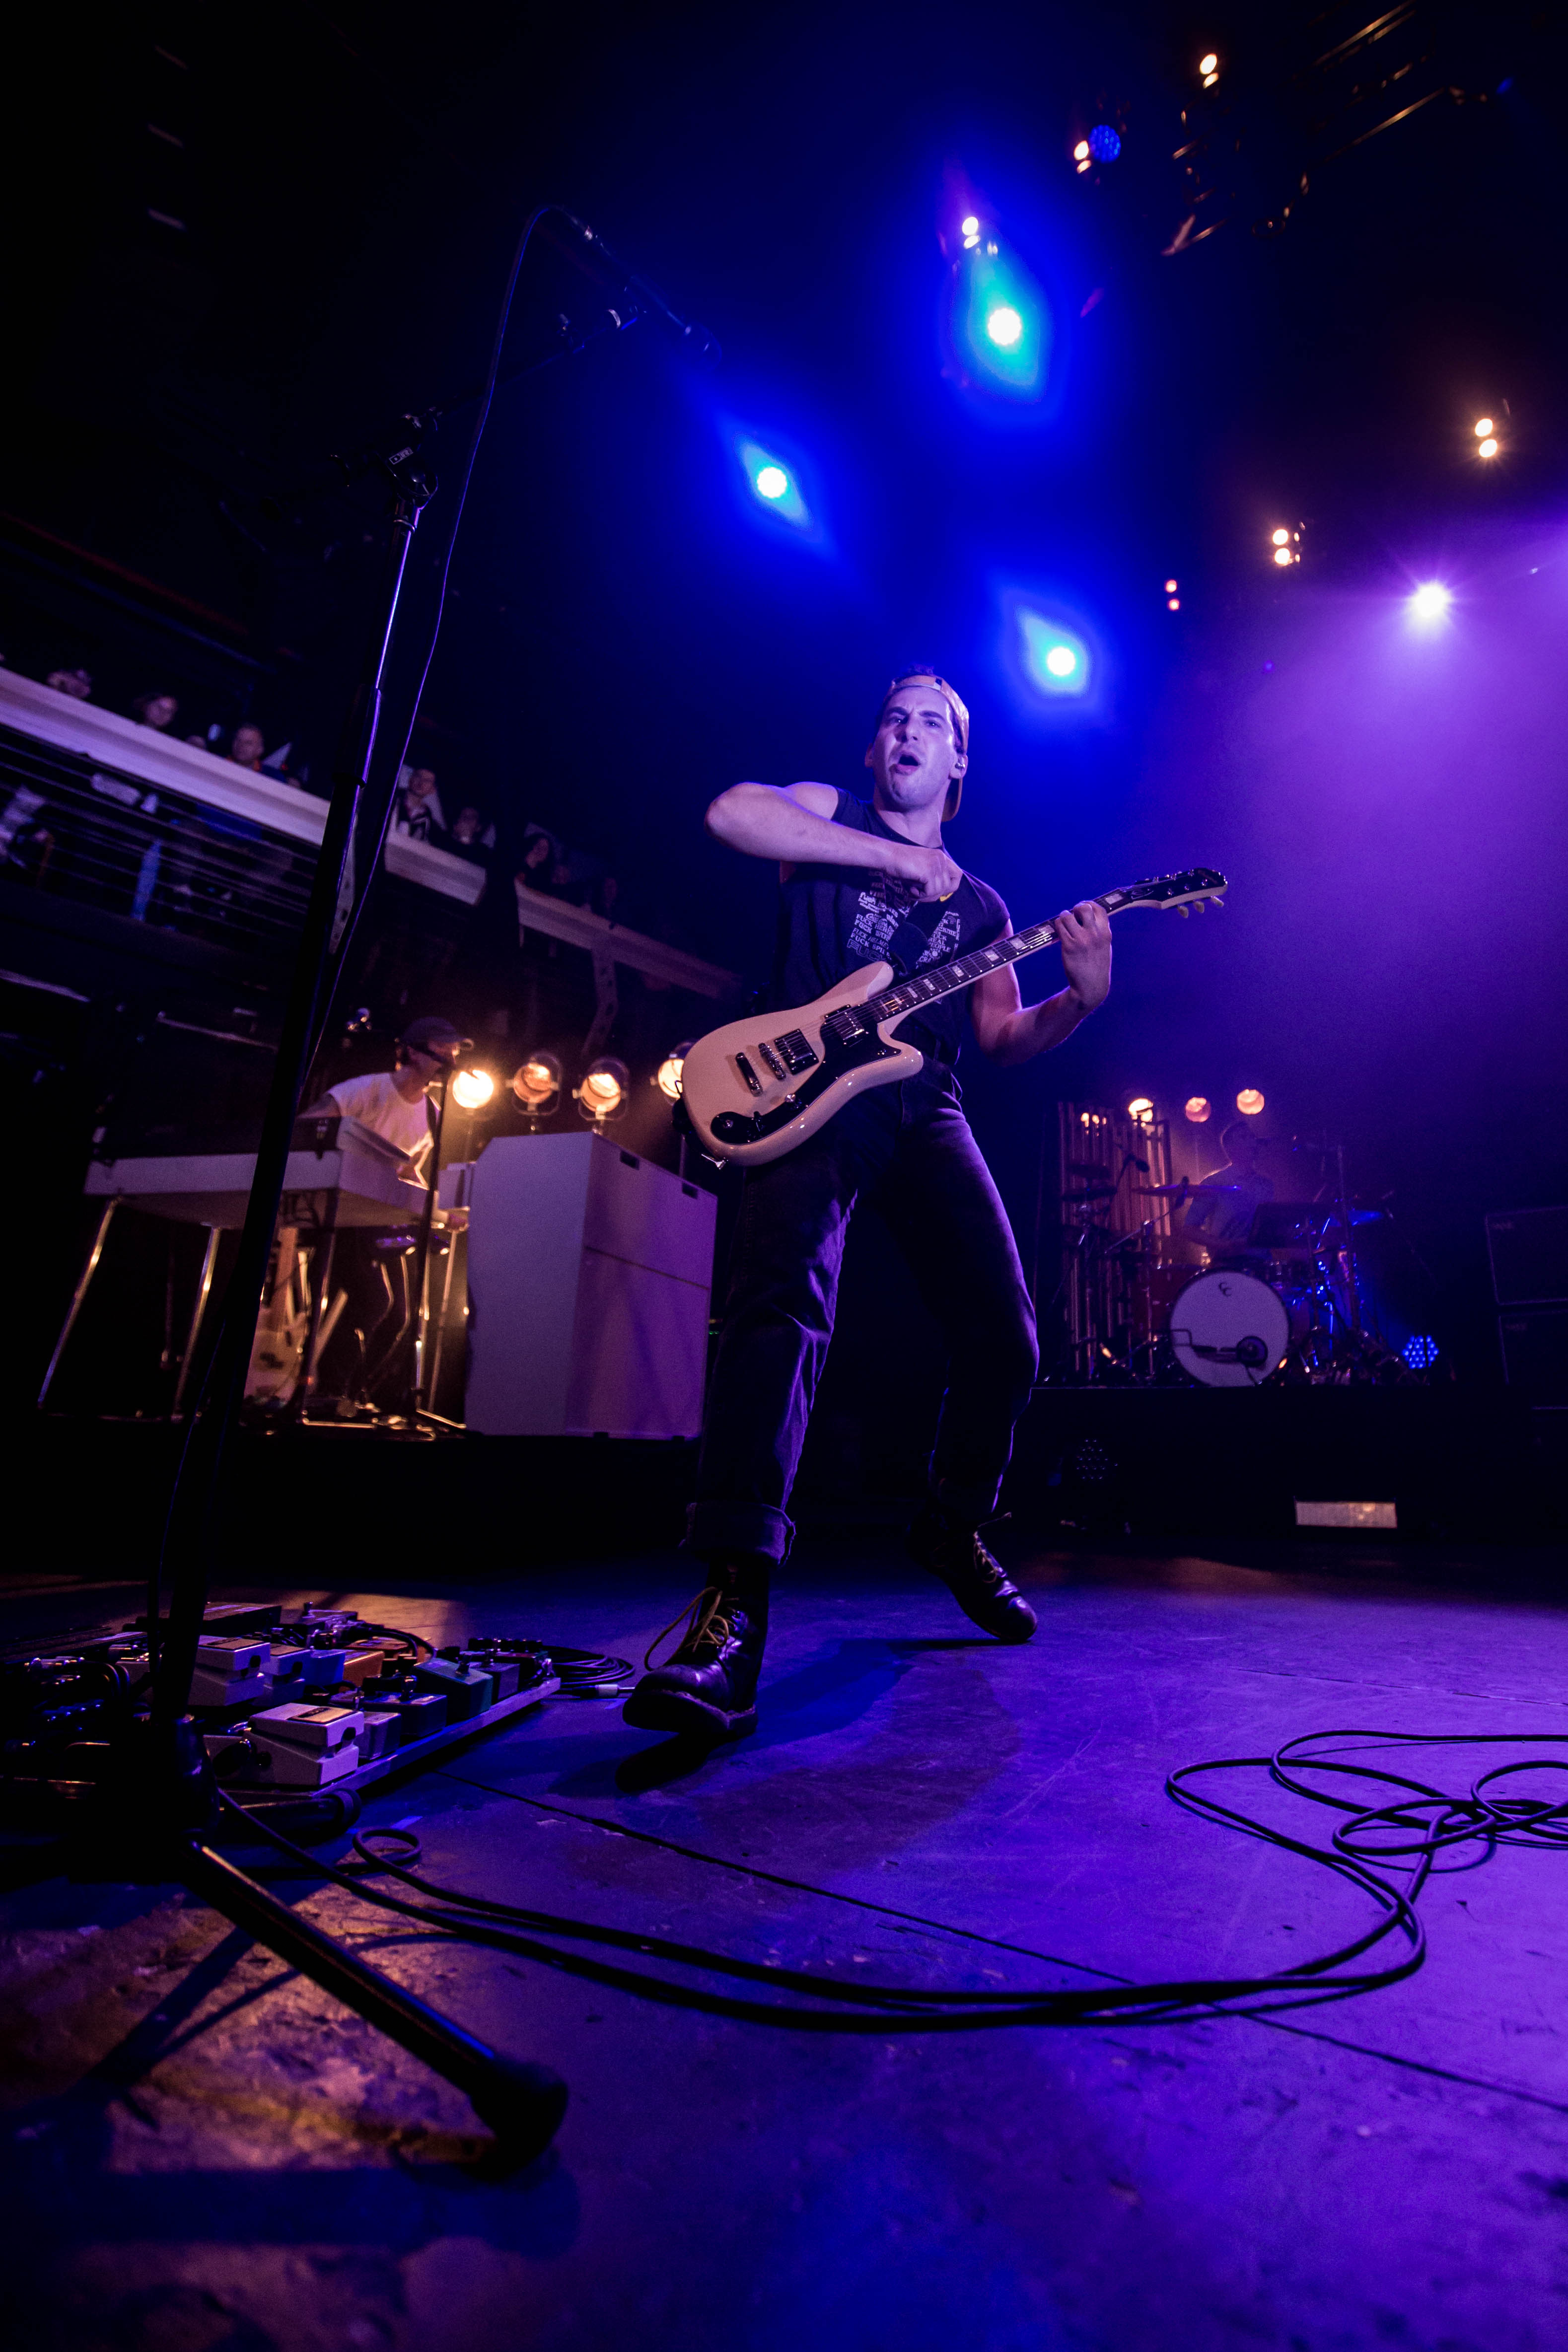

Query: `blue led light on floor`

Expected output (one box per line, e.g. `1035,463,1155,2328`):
1402,1335,1440,1368
1087,124,1122,162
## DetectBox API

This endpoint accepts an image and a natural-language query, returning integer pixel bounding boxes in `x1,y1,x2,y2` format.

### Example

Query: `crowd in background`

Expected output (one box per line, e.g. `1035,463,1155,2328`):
4,649,624,940
393,766,620,921
36,659,310,786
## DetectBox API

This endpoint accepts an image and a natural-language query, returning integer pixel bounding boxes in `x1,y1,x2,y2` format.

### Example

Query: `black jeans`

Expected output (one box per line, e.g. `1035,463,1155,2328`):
689,1070,1038,1563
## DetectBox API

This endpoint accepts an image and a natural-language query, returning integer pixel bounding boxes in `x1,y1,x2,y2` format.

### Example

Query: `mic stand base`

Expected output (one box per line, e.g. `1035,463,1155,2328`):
27,1717,567,2167
180,1839,567,2162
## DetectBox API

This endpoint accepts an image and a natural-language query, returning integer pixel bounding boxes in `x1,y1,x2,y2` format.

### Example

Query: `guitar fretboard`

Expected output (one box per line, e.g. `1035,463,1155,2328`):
860,889,1135,1025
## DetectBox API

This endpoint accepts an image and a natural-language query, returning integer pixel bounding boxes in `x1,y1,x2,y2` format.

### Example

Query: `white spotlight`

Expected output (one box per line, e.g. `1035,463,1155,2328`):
1409,582,1452,622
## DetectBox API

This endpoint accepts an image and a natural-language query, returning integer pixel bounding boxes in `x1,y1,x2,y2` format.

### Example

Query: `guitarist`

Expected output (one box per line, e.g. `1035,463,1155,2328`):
623,668,1113,1745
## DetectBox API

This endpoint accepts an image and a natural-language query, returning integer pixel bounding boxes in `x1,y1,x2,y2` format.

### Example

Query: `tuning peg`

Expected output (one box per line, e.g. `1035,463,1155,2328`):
1178,904,1189,918
1194,898,1206,913
1210,895,1224,910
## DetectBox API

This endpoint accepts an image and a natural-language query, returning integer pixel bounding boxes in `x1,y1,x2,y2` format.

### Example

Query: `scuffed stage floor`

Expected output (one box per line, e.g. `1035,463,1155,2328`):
3,1535,1568,2351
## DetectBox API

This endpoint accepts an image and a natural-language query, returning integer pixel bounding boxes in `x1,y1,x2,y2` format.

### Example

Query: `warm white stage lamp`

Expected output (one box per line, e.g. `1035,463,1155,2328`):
450,1067,495,1111
1235,1087,1266,1116
655,1043,694,1102
576,1058,631,1125
510,1051,562,1126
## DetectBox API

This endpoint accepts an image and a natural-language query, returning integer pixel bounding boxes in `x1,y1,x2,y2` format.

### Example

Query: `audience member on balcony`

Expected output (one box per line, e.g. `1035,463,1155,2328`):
517,825,559,893
132,691,179,731
447,803,496,865
393,765,444,840
228,722,267,771
45,666,93,701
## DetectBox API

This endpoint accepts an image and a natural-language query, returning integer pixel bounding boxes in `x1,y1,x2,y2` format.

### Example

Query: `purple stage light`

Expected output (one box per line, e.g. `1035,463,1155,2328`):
1409,582,1452,624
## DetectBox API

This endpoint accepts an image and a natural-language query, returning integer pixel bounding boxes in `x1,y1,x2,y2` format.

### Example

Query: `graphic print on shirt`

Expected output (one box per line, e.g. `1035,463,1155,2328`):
846,883,964,971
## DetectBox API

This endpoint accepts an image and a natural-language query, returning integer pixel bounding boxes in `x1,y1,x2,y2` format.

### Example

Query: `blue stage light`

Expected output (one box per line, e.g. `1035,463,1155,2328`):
1409,582,1451,624
1087,125,1122,163
736,438,811,530
1018,608,1089,696
1402,1334,1440,1369
952,239,1050,401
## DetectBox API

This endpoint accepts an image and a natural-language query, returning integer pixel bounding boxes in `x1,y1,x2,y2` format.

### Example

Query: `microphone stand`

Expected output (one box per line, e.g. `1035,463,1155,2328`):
406,1064,451,1425
37,200,715,2161
61,429,568,2164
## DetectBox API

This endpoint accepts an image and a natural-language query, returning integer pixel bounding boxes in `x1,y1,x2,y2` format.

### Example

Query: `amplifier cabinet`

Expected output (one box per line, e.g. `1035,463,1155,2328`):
1486,1207,1568,1306
1497,1307,1568,1404
465,1133,717,1438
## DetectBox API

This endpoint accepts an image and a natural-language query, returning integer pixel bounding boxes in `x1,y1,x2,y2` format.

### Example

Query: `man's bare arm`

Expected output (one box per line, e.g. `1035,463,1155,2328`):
969,902,1113,1067
705,782,963,902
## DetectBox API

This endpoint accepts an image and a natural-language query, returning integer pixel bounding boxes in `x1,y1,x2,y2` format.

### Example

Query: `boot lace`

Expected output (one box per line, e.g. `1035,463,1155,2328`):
643,1585,736,1671
937,1509,1012,1587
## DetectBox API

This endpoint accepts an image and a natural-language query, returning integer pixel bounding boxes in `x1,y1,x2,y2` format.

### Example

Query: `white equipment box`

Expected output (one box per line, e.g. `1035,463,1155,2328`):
465,1133,717,1438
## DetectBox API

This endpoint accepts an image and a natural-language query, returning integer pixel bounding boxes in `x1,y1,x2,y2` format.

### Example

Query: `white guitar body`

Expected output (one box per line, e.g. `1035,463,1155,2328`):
679,867,1229,1168
681,961,913,1167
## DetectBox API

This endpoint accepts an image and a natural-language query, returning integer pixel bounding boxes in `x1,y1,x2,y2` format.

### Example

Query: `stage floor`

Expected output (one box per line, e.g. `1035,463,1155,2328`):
3,1534,1567,2350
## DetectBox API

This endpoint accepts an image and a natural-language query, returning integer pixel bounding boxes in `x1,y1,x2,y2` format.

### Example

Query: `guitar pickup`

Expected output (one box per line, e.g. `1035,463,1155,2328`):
773,1029,819,1074
756,1039,787,1080
733,1052,763,1096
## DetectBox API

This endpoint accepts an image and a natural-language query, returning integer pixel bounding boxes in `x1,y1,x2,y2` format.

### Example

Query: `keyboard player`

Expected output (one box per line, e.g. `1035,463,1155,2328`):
294,1013,471,1412
311,1013,470,1170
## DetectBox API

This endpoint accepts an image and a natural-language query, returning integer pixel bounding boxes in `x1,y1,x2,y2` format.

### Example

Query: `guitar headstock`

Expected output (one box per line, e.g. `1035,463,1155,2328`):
1104,867,1228,916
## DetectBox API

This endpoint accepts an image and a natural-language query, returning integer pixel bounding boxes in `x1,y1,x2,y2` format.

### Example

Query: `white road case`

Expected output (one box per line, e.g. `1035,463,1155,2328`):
464,1132,717,1438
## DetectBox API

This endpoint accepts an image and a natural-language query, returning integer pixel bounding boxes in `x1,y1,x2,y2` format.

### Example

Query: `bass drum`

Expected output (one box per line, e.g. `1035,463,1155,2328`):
1168,1270,1290,1388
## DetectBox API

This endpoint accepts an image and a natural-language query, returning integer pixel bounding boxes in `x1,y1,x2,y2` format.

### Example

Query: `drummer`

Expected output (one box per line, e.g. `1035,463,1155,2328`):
1177,1121,1275,1258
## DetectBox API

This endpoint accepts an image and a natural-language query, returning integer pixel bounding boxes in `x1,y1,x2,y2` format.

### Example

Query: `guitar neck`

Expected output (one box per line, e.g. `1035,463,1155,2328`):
863,893,1123,1026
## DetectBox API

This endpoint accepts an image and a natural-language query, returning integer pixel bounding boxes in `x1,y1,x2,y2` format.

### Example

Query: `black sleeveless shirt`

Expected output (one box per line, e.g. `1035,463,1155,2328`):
770,792,1010,1066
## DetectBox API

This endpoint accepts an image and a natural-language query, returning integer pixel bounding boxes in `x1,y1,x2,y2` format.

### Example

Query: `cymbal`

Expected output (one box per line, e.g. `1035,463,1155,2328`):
1268,1202,1383,1227
1136,1181,1241,1196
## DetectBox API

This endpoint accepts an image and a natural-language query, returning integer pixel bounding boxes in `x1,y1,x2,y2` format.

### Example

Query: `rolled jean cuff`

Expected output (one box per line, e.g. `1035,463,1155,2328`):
685,1499,794,1565
930,1470,1003,1526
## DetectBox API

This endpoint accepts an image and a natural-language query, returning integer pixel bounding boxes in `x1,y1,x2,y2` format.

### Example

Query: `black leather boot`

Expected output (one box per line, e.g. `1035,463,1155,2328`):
622,1558,770,1743
907,1503,1037,1643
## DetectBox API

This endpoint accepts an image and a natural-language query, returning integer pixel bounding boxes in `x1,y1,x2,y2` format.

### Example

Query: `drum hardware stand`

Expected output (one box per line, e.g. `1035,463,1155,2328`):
1333,1140,1362,1334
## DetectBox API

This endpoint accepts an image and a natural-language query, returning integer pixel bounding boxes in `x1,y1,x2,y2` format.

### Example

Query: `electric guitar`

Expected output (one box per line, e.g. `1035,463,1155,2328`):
681,866,1228,1165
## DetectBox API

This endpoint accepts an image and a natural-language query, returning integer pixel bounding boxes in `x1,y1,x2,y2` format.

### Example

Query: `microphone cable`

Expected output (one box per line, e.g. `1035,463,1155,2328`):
212,1725,1568,2035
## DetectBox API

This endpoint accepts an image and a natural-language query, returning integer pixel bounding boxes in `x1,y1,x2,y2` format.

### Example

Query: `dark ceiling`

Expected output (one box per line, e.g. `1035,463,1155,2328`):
7,0,1568,1364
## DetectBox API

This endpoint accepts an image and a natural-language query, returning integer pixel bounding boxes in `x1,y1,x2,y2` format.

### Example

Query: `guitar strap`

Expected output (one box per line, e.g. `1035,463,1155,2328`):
880,892,957,978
